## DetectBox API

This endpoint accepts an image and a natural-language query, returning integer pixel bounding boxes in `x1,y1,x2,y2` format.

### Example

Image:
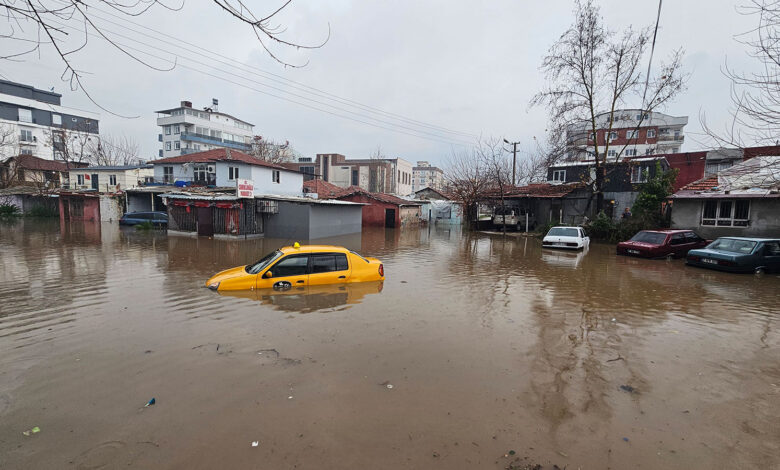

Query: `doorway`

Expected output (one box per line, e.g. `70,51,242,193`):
197,207,214,236
385,208,396,228
91,174,99,190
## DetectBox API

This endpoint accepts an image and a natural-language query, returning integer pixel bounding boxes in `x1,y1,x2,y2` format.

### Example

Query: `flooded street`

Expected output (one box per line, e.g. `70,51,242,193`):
1,219,779,469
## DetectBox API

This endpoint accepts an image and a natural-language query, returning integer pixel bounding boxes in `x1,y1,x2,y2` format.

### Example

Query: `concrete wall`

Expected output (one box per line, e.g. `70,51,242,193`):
153,163,193,182
400,206,421,226
249,165,302,196
98,195,123,222
308,204,363,239
671,198,780,238
215,162,251,189
264,200,311,239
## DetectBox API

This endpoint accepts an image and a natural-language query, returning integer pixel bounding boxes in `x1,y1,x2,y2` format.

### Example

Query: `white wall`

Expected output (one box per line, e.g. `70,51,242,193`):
153,163,193,183
249,165,302,196
395,158,414,196
215,162,251,188
68,168,154,191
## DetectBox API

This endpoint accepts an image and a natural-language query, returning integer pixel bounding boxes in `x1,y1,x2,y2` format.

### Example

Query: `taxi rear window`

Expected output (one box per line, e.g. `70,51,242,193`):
349,250,369,263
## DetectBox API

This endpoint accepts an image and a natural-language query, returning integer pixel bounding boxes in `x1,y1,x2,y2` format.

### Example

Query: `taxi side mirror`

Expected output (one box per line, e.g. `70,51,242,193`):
263,271,273,279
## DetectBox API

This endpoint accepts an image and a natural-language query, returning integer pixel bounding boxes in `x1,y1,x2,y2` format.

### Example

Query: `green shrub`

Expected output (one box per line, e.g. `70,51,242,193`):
26,205,58,218
135,221,155,231
0,204,21,217
587,211,614,240
536,220,562,237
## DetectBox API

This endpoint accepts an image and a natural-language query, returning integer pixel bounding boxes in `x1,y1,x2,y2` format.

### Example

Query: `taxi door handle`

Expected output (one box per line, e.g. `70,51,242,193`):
338,275,346,279
296,280,304,283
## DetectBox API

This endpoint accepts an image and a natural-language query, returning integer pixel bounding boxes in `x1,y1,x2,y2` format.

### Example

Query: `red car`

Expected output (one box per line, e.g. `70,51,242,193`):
617,230,710,259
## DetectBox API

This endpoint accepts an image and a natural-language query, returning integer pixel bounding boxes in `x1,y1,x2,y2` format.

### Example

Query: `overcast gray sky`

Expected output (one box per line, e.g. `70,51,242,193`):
0,0,762,166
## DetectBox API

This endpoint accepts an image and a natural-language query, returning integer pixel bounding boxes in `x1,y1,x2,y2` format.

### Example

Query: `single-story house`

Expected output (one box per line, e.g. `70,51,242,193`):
162,192,264,238
1,154,87,189
302,178,345,198
0,186,59,215
68,164,153,191
124,186,170,213
59,191,124,223
334,187,421,228
414,187,451,201
497,183,591,229
671,156,780,238
149,148,303,197
261,195,365,239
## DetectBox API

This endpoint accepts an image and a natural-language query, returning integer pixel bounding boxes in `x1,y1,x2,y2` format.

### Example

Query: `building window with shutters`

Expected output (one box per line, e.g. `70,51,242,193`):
272,170,280,183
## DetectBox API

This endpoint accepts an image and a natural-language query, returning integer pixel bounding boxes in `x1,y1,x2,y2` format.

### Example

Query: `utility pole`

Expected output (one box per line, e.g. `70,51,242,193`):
503,138,520,186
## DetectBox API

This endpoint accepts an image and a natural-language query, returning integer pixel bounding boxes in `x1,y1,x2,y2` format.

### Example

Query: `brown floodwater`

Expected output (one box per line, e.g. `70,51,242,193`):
1,219,779,469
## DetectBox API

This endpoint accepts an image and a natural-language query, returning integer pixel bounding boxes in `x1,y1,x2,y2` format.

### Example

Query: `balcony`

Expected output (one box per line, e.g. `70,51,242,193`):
179,133,251,151
657,134,684,142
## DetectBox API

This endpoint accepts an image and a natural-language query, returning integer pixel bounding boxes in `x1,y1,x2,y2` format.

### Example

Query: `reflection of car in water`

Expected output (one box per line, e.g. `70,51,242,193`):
541,246,589,268
542,226,589,250
205,244,385,291
215,281,385,313
617,229,709,259
686,237,780,274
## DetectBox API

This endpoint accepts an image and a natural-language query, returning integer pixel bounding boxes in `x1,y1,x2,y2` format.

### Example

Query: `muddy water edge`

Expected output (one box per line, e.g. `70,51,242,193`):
0,219,779,469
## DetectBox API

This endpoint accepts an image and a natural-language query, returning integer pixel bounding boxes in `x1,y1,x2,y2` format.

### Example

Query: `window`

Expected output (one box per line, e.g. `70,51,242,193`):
174,141,181,150
626,130,638,139
165,141,171,151
173,125,180,134
763,241,780,256
109,175,117,185
707,238,756,254
163,166,173,183
550,169,566,182
701,199,750,227
20,129,33,142
165,126,171,135
607,149,617,157
77,174,85,185
647,129,656,138
272,170,280,183
228,166,239,180
18,108,32,123
20,148,33,155
310,254,349,274
608,131,618,141
298,157,312,163
630,165,648,183
669,233,686,245
625,149,637,157
52,114,62,126
588,132,595,141
270,255,309,277
685,232,703,243
352,169,359,186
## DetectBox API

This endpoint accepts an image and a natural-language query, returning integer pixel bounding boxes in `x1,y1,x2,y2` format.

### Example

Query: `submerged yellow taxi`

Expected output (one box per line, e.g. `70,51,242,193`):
205,244,385,291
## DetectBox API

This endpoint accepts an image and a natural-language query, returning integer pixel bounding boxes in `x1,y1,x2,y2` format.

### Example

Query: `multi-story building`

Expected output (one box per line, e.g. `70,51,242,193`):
156,100,254,159
285,153,414,195
412,161,444,192
566,109,687,161
0,79,100,161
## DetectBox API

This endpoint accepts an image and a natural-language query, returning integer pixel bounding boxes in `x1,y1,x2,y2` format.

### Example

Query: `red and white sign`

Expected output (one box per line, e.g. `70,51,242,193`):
236,178,254,198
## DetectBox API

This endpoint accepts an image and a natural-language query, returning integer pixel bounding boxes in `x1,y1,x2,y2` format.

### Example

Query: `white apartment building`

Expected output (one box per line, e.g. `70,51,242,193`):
566,109,688,160
0,80,100,161
156,100,254,159
412,161,444,192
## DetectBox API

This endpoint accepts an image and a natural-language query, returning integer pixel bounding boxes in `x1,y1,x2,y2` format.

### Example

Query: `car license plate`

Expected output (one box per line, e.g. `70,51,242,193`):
554,242,566,246
702,258,718,264
627,249,640,255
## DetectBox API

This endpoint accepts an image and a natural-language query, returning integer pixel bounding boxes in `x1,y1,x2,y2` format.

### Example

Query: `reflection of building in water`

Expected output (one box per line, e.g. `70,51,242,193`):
216,281,384,313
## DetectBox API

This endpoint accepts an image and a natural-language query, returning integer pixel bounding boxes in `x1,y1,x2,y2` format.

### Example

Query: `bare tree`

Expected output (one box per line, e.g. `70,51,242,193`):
478,137,513,234
444,147,491,229
0,124,18,161
0,1,329,113
700,0,780,148
42,122,95,168
532,0,686,212
368,145,387,193
248,136,297,165
88,134,141,166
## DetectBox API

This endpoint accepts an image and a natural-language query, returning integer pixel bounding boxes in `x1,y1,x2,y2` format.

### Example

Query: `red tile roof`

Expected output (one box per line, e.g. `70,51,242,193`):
149,149,293,171
504,183,585,198
680,176,719,191
335,187,421,206
303,179,345,198
8,155,87,172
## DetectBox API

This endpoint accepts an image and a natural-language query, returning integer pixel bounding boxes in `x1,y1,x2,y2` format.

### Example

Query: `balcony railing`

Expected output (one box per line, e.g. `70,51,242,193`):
179,133,251,150
657,134,684,142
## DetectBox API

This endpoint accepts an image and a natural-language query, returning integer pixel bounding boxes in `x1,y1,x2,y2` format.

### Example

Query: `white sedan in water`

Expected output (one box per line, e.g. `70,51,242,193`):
542,226,590,250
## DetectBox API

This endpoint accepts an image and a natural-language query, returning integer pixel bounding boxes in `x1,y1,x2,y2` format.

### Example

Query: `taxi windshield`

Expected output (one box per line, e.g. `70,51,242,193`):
246,250,282,274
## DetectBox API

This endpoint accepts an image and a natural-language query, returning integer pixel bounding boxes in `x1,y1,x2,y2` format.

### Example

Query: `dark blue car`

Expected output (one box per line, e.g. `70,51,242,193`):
686,237,780,274
119,211,168,226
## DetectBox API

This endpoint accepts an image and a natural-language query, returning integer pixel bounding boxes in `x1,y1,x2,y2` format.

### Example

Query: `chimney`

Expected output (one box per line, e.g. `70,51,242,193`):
181,100,192,108
212,98,219,112
225,148,232,159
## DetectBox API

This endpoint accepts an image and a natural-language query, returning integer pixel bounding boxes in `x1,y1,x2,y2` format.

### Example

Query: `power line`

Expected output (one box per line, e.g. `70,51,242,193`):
47,0,479,140
45,16,475,147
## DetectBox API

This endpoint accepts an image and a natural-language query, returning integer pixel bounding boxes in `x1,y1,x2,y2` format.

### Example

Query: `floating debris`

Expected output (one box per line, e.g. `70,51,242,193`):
22,426,40,437
144,398,156,407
